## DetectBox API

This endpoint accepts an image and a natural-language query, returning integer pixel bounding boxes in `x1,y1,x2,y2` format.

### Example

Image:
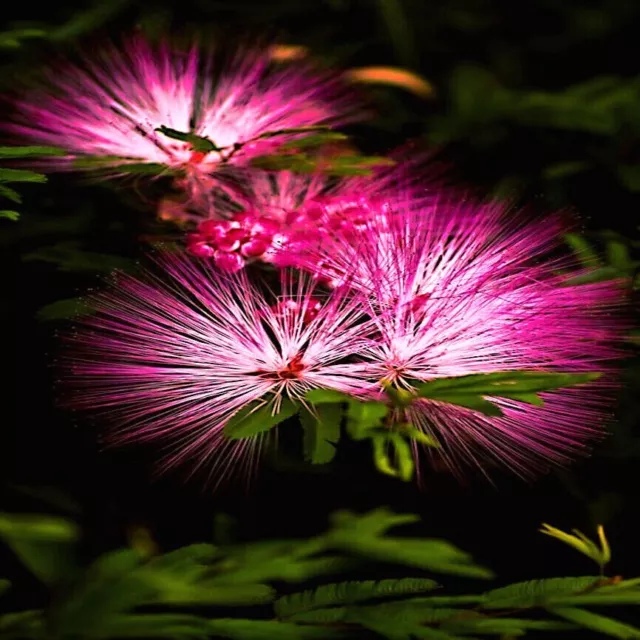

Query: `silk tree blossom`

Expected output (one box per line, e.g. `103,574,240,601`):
186,148,442,271
62,253,373,484
310,198,627,478
7,36,362,204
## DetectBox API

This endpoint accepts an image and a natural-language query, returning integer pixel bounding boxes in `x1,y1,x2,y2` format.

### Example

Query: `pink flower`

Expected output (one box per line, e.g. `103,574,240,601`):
312,198,627,479
187,147,444,269
6,36,362,202
61,253,372,485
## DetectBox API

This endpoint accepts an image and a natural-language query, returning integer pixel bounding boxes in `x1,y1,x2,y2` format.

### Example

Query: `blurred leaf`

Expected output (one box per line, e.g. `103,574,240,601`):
481,576,601,609
342,602,465,639
0,513,79,585
619,166,640,192
0,210,19,221
156,126,221,152
0,168,47,184
372,431,414,481
565,232,602,267
413,371,600,417
102,613,211,638
0,580,10,596
36,297,95,322
376,0,417,68
275,578,439,618
280,131,348,151
0,29,46,48
0,146,65,158
0,184,21,203
300,405,341,464
0,610,43,637
445,616,575,635
326,509,493,578
544,161,589,180
207,619,340,639
51,549,151,637
223,398,299,439
548,607,640,638
49,0,131,41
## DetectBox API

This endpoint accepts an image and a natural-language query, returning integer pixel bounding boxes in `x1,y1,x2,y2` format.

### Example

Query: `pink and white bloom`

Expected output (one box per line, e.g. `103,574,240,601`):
186,148,443,271
310,198,627,478
7,36,362,203
62,253,372,484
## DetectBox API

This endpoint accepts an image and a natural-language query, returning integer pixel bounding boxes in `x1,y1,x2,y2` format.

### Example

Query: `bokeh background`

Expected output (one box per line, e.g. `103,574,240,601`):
1,0,640,610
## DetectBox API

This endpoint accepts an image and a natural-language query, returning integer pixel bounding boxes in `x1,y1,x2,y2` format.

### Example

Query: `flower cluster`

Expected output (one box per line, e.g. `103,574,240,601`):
9,34,627,484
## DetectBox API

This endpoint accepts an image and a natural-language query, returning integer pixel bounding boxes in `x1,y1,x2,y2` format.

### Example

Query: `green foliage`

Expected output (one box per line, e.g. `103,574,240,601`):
548,607,640,638
3,511,640,638
156,126,222,152
0,513,79,584
299,405,342,464
274,578,439,617
412,371,601,417
223,398,299,439
35,297,95,322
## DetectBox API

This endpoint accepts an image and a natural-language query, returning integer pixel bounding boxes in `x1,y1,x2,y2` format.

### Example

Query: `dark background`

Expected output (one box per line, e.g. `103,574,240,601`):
1,0,640,608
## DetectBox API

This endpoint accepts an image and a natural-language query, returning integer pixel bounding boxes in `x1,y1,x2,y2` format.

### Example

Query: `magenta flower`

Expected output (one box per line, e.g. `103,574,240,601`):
62,253,372,484
310,198,627,478
7,36,362,201
186,148,442,271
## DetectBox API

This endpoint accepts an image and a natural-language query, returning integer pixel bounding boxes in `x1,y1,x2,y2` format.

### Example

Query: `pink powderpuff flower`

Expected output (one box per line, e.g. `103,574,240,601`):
61,252,373,486
186,146,444,270
310,197,628,479
6,35,363,204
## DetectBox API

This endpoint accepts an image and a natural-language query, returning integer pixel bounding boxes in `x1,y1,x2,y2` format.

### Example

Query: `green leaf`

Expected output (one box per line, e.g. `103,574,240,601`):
156,125,220,152
326,509,493,578
0,28,47,48
254,125,333,139
51,549,152,638
377,0,417,68
481,576,601,609
0,580,9,596
49,0,131,41
548,607,640,638
207,619,341,639
0,210,19,221
444,616,575,635
71,156,172,175
0,146,66,158
618,165,640,192
274,578,439,618
372,432,415,481
300,406,341,464
305,389,355,405
564,232,601,267
345,401,389,438
0,168,47,184
36,297,95,321
0,513,79,585
344,602,466,640
101,614,211,639
0,610,43,637
414,371,600,417
279,131,348,151
0,184,21,203
223,397,299,439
